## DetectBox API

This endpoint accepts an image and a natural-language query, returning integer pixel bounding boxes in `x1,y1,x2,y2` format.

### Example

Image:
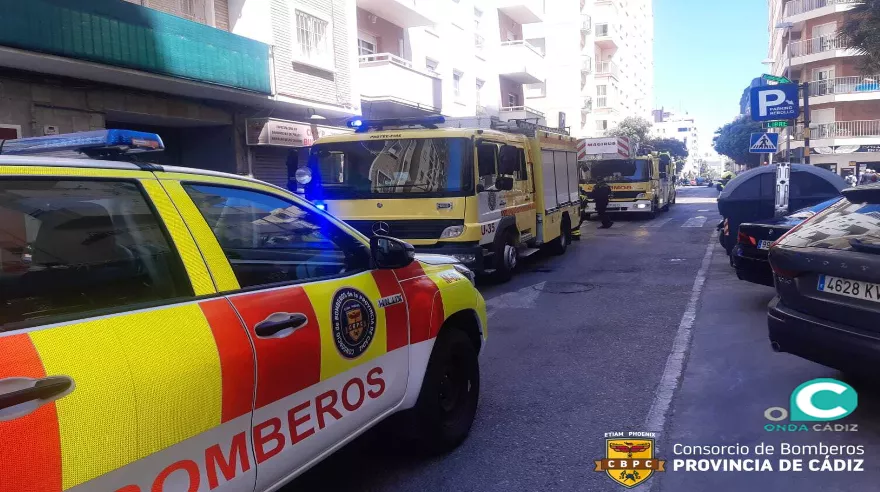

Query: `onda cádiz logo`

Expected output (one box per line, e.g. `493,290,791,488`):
763,378,858,433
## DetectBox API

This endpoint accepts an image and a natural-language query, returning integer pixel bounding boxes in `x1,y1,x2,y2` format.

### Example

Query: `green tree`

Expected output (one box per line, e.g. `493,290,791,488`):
713,116,764,169
840,1,880,74
607,116,653,147
644,137,689,175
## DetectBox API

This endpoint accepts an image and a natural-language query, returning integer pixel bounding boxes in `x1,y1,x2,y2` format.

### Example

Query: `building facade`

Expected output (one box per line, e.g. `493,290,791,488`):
0,0,361,187
768,0,880,179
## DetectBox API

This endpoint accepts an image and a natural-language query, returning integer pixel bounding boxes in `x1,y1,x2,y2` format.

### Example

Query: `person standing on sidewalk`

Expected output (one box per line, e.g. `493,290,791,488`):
593,177,613,229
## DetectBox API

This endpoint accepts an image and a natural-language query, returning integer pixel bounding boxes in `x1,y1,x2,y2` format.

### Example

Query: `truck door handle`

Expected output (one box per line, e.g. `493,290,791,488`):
254,313,308,338
0,376,73,411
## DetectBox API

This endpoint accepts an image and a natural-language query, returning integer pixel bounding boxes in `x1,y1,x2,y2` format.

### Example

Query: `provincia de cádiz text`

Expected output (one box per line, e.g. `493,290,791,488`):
671,442,866,472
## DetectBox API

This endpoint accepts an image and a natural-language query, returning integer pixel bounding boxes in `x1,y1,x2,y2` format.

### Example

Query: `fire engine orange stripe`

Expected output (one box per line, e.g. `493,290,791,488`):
371,270,409,352
0,334,62,492
200,299,256,422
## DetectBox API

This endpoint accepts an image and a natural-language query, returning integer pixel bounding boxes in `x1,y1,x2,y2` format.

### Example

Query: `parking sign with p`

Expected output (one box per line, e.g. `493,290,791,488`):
750,84,800,121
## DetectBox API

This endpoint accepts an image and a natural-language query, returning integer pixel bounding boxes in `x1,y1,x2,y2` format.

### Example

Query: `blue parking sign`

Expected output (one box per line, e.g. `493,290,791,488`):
750,84,800,121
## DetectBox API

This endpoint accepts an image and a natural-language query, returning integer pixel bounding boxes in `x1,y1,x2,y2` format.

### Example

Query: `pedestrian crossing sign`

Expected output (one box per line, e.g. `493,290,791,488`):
749,133,779,153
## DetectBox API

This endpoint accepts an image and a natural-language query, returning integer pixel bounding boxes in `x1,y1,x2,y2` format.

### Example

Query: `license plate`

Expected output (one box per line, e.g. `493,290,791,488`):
818,275,880,303
758,240,773,250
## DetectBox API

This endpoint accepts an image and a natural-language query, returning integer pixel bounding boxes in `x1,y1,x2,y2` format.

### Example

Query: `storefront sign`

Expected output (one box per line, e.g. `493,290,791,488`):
246,118,349,147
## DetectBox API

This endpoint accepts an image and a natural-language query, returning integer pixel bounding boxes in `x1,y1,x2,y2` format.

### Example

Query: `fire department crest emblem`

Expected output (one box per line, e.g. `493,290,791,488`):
487,191,497,211
331,288,377,359
594,437,666,488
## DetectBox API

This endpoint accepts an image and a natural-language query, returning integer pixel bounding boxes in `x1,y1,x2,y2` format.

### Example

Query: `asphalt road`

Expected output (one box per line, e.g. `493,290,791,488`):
287,186,879,492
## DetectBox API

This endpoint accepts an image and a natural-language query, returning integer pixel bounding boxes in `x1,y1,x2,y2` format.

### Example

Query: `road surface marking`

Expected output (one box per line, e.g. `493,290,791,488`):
485,281,546,318
641,218,673,228
644,230,717,434
698,209,710,212
682,216,707,228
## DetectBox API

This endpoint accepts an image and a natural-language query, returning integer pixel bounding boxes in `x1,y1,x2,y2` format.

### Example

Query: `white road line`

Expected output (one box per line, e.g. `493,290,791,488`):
644,230,717,434
641,218,673,228
682,216,707,228
485,281,546,318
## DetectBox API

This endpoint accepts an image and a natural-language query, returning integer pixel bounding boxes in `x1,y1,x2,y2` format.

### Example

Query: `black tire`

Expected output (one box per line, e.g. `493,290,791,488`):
549,215,571,255
646,201,657,220
411,329,480,454
492,228,517,282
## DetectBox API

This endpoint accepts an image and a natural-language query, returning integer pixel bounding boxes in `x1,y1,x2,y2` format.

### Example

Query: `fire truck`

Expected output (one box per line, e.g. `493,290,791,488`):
295,116,581,281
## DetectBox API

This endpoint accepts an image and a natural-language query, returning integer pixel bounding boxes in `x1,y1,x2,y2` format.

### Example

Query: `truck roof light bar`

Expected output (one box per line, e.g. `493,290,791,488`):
346,115,446,132
0,129,165,157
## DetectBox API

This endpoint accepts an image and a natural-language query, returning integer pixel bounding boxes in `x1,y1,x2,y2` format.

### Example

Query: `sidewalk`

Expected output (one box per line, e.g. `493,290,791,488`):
654,246,880,491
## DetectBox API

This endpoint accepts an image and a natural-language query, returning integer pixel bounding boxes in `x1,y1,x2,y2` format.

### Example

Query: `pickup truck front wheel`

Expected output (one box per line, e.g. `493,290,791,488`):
412,329,480,453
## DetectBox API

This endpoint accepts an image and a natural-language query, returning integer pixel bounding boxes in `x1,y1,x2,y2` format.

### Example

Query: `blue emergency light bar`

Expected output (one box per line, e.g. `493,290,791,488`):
347,115,446,132
0,129,165,157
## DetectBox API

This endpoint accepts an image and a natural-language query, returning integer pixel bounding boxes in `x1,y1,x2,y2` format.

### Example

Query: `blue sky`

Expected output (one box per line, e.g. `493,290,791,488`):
653,0,769,152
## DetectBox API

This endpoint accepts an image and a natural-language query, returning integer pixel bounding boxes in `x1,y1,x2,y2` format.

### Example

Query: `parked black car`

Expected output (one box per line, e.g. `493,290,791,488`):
733,198,841,286
768,184,880,374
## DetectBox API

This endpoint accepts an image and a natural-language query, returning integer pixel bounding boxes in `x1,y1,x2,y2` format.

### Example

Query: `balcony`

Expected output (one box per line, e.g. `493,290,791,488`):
594,23,619,51
496,0,544,24
813,120,880,139
358,53,441,117
783,0,859,24
581,15,592,33
789,36,856,64
0,0,271,94
581,96,594,114
807,75,880,104
499,106,546,124
581,56,593,74
497,40,546,84
475,33,486,51
595,61,619,79
356,0,435,28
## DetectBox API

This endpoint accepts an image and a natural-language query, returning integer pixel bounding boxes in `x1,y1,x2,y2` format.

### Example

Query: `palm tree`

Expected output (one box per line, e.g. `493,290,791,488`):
840,0,880,73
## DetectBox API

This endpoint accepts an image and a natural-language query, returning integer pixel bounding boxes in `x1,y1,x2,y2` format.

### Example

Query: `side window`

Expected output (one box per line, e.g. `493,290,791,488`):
515,148,528,181
0,179,193,331
183,184,359,288
477,142,498,190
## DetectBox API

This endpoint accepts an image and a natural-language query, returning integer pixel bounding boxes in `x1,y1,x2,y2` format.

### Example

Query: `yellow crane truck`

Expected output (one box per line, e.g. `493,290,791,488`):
294,116,581,281
578,137,672,219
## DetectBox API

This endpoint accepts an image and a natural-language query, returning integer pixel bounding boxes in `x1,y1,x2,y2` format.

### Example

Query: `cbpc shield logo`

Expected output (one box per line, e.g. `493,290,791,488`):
764,378,858,432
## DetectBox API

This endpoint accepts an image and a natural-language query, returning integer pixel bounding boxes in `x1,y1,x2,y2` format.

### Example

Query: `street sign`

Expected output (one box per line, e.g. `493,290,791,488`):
749,132,779,154
762,73,792,84
750,83,800,121
763,120,789,129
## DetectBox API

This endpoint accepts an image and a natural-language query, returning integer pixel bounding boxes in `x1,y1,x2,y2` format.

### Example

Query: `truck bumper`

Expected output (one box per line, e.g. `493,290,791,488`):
413,242,486,272
584,200,653,213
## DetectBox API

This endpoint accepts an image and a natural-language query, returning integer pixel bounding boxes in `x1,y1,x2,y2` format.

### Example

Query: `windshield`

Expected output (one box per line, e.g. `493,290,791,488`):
584,159,651,183
306,138,472,199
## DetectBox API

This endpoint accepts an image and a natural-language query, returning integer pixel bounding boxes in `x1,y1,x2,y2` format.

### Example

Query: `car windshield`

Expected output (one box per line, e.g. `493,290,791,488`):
306,138,472,199
585,159,651,183
778,198,880,249
787,197,842,220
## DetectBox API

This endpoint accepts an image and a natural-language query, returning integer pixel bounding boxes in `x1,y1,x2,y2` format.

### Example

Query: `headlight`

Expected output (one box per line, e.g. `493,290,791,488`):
440,225,464,238
453,264,476,285
295,167,312,185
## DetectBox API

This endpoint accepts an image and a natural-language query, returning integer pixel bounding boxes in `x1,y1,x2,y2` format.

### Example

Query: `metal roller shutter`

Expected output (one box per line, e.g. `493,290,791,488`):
251,147,291,189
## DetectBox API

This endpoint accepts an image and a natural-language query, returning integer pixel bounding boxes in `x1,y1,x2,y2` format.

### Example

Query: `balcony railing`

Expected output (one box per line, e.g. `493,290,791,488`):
475,33,485,50
811,120,880,139
808,75,880,97
783,0,859,18
581,14,592,33
360,53,421,71
500,40,544,57
789,35,847,57
0,0,272,94
581,96,593,113
596,61,619,77
500,106,546,118
581,56,593,73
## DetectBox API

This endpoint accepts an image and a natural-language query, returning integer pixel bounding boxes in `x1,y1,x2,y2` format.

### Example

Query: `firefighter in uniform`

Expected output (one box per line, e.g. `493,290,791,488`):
593,177,613,229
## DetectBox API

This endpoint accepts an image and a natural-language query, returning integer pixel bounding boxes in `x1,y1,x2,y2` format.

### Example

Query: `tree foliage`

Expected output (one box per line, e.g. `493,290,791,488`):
713,116,764,169
607,116,653,147
644,137,688,158
840,0,880,74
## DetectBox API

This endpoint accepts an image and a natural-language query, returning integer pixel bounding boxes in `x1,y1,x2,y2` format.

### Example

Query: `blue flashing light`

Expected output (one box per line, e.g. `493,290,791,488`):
345,115,446,132
314,202,327,211
347,118,364,129
1,129,165,156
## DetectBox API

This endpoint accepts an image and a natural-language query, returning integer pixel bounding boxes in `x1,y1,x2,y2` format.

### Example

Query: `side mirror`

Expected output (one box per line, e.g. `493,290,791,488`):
495,176,514,191
498,145,519,175
716,183,724,191
370,235,415,269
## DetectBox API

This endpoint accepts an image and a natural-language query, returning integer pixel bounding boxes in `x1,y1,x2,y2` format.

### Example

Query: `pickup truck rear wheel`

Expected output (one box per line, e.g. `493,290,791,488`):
412,329,480,453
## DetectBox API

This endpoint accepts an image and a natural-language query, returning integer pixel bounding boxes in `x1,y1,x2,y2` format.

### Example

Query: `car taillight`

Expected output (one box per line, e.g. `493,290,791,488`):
737,231,757,246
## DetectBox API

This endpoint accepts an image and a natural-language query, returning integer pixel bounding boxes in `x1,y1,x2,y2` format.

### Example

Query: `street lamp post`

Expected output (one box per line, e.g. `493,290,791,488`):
775,21,795,163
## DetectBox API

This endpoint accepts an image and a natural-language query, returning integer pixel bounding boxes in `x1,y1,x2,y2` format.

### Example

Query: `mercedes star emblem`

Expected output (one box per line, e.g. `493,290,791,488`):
372,221,391,236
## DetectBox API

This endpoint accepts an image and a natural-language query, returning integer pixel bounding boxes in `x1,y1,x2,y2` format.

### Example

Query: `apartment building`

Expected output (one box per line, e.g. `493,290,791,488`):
652,109,699,153
354,0,547,126
0,0,360,186
768,0,880,179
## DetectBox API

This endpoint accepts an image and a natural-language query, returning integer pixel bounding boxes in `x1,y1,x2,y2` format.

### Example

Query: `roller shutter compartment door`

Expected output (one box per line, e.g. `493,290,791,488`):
251,147,292,189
